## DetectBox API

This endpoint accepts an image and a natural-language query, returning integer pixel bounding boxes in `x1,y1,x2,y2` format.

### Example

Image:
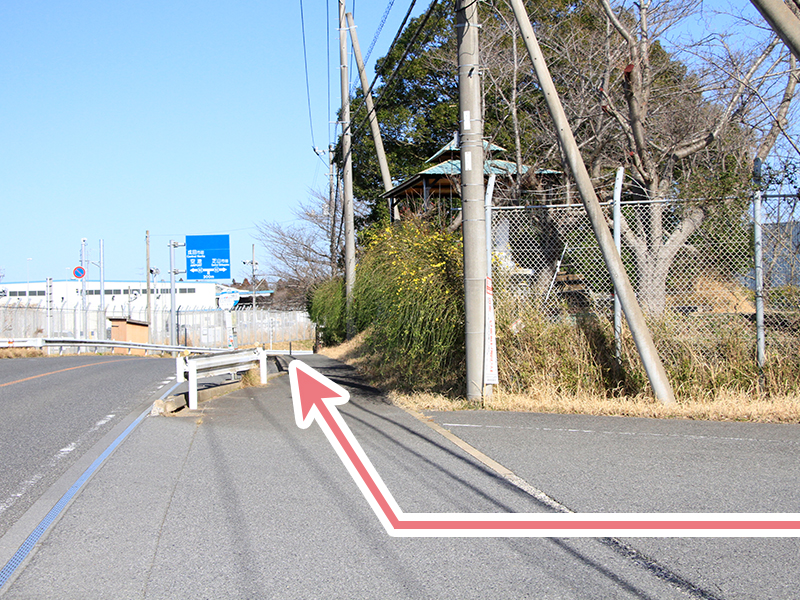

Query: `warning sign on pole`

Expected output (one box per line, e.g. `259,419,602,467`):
484,277,499,385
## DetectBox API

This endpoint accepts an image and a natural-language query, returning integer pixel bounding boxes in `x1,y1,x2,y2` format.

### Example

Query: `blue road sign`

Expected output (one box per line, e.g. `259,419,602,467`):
73,266,86,279
185,234,231,280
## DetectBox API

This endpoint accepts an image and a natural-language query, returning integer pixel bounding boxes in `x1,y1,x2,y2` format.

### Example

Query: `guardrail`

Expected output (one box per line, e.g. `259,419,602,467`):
3,337,314,410
176,348,270,409
175,346,314,409
1,338,230,355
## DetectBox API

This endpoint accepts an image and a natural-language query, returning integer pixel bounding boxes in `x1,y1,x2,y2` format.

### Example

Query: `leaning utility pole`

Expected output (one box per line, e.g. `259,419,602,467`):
750,0,800,59
340,0,356,339
457,0,488,402
509,0,675,404
346,11,398,220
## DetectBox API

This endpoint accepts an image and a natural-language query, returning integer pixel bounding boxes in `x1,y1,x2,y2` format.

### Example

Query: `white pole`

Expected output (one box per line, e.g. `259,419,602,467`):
753,159,766,376
613,167,624,360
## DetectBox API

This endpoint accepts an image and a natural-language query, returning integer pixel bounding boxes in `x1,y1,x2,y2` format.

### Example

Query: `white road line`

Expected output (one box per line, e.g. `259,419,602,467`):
0,416,117,517
440,422,799,445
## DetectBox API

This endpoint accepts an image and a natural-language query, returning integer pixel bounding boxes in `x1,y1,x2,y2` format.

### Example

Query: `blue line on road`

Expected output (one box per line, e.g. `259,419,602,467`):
0,405,153,590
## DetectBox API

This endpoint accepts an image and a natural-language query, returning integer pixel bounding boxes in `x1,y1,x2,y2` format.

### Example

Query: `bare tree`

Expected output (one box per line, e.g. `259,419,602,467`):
255,187,370,301
592,0,800,314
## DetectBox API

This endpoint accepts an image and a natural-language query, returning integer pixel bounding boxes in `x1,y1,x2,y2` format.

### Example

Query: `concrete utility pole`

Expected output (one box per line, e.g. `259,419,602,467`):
243,243,258,345
98,239,105,313
340,0,356,339
457,0,489,402
508,0,675,404
750,0,800,59
346,11,398,220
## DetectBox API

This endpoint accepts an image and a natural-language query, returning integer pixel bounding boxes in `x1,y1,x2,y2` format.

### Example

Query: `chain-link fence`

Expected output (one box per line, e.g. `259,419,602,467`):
0,304,314,349
491,194,799,367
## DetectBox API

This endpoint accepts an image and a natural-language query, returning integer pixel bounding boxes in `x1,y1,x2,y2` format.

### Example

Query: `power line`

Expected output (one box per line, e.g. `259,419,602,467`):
299,0,319,155
350,0,437,142
365,1,396,66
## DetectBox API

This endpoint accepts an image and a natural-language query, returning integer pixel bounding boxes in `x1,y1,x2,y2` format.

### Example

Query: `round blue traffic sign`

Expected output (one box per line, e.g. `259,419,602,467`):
73,266,86,279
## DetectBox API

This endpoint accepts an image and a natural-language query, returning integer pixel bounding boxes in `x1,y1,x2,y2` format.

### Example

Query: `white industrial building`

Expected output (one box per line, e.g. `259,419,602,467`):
0,279,238,312
0,279,312,346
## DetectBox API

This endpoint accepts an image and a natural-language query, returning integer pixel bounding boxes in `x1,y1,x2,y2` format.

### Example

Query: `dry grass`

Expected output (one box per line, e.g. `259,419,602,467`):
0,348,44,359
390,387,800,423
322,335,800,424
318,331,376,375
239,367,263,388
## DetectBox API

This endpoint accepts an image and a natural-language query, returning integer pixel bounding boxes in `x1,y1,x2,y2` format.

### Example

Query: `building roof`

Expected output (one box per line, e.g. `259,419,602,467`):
383,139,560,200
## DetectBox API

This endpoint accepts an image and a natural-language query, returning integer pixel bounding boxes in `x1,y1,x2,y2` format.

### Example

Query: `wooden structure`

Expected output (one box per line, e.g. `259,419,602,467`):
108,317,149,355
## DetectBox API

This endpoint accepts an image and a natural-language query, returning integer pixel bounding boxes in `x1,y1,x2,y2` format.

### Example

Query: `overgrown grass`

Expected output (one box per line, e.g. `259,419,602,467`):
0,348,44,358
352,220,464,391
309,219,465,391
308,278,346,346
309,221,800,421
497,298,800,401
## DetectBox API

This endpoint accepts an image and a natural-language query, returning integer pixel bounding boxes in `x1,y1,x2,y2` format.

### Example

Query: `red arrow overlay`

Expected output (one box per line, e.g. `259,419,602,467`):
288,360,800,537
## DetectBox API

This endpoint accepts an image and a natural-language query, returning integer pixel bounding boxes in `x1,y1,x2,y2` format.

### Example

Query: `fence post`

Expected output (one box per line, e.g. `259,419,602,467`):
258,348,268,384
753,166,766,378
613,167,624,361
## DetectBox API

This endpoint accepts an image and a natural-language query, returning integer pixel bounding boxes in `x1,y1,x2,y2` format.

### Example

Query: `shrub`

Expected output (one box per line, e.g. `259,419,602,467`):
353,219,465,390
308,278,346,345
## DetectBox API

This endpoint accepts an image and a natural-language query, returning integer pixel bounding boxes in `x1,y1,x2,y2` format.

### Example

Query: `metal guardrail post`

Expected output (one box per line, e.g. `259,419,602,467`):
258,348,268,384
187,361,199,410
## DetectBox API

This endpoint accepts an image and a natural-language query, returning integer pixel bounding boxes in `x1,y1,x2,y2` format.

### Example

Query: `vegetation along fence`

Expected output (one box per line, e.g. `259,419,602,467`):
491,194,799,391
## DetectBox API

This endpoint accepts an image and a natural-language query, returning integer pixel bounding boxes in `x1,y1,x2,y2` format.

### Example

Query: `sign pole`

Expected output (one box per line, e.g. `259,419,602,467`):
169,240,185,347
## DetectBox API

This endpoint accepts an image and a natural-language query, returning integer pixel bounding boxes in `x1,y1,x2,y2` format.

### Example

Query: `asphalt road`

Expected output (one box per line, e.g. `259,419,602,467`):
0,355,176,538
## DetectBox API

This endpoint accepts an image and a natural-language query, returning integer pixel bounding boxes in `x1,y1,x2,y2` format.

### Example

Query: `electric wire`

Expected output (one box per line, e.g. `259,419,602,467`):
364,1,396,67
349,0,437,146
348,0,397,98
299,0,320,158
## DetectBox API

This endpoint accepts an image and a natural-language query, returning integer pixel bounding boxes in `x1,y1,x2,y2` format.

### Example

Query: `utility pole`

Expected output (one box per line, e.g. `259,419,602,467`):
146,231,152,338
509,0,675,404
89,239,106,339
750,0,800,59
243,244,258,345
80,238,88,339
457,0,488,402
99,239,105,313
340,0,356,339
346,12,397,220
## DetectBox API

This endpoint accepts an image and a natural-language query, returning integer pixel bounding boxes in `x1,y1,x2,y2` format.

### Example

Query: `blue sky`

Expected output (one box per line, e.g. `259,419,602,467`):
0,1,770,286
1,1,424,285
